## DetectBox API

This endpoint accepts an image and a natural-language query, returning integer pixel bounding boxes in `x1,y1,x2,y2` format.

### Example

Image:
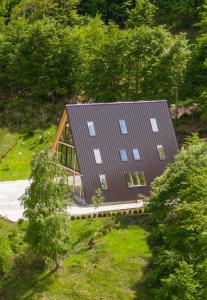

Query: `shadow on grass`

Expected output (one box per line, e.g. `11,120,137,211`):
132,277,152,300
115,214,154,231
0,97,65,135
0,257,58,300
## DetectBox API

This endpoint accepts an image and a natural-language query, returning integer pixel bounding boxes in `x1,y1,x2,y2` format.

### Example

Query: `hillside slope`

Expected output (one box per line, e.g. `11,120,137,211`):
0,97,64,180
0,216,151,300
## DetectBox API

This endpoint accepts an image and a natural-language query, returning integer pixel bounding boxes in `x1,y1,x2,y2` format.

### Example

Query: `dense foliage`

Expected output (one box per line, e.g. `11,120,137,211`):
0,0,206,108
22,150,72,268
146,136,207,299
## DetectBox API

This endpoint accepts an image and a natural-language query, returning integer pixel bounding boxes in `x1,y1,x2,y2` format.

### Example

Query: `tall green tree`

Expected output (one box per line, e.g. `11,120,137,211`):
185,33,207,112
144,136,207,299
147,33,191,106
0,0,20,23
11,0,81,25
78,0,133,27
127,0,157,28
154,0,204,32
22,150,72,268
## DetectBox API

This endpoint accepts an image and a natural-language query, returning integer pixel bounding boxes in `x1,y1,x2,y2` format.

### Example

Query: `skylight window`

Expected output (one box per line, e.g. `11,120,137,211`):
133,149,140,160
150,118,159,132
119,120,128,134
93,149,102,164
157,145,166,160
119,149,128,161
99,174,108,190
87,121,96,136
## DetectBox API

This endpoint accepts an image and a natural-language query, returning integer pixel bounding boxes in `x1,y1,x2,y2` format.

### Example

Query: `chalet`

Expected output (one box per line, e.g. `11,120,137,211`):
52,101,178,204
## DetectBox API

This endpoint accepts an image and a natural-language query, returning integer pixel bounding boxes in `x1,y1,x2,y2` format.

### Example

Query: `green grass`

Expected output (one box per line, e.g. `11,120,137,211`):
0,129,18,162
0,216,151,300
0,96,64,181
0,218,15,236
0,127,56,180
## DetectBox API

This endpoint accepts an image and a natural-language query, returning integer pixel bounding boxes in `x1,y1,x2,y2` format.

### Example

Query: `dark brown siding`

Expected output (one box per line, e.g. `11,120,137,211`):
66,101,178,204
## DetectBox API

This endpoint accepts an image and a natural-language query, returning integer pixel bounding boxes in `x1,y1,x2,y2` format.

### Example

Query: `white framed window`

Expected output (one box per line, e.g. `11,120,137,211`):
157,145,166,160
150,118,159,132
93,149,102,164
119,120,128,134
133,148,140,160
87,121,96,136
119,149,128,161
125,172,146,188
99,174,108,190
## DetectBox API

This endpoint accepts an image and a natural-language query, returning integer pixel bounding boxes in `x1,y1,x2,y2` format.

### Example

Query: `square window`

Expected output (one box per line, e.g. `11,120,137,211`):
119,120,128,134
87,121,96,136
119,149,128,161
99,174,108,190
150,118,159,132
125,172,146,188
157,145,166,160
94,149,102,164
133,149,140,160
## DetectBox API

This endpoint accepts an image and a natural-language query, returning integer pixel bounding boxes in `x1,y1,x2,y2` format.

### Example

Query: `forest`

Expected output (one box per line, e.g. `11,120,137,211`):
0,0,206,108
0,1,207,299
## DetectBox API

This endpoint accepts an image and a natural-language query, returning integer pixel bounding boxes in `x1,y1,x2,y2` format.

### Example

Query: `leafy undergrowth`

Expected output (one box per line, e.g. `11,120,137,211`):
0,127,56,180
0,216,151,300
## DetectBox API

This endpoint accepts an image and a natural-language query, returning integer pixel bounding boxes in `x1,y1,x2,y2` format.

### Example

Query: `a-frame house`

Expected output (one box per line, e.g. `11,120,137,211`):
52,101,178,204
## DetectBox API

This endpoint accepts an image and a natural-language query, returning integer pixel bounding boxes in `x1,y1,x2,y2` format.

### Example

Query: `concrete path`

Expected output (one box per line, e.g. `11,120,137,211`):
67,202,144,216
0,180,30,222
0,180,144,222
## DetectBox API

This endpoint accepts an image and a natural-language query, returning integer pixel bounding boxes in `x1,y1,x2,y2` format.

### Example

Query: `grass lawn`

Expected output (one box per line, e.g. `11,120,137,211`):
0,96,64,181
0,216,151,300
0,129,18,161
0,126,56,181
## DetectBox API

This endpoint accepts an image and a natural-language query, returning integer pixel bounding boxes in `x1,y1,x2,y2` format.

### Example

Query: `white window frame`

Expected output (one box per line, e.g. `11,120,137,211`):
133,148,140,160
119,149,128,161
157,145,166,160
87,121,96,136
93,149,102,164
119,120,128,134
125,172,147,188
99,174,108,190
150,118,159,132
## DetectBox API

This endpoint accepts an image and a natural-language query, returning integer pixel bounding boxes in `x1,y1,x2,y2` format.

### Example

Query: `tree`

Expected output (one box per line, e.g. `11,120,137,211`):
21,150,72,269
185,33,207,111
0,0,21,23
144,136,207,299
127,0,157,28
154,0,203,32
11,0,81,25
91,188,105,208
78,0,134,27
148,33,190,108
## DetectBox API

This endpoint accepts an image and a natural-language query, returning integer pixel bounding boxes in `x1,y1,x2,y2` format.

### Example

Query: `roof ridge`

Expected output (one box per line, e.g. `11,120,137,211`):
66,100,168,107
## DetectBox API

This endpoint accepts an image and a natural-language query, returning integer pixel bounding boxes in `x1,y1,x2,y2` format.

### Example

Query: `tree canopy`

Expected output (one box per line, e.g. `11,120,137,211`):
145,136,207,299
0,0,205,107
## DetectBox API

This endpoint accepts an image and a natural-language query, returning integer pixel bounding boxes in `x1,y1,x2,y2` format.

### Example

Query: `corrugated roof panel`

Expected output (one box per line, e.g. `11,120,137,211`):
66,100,178,203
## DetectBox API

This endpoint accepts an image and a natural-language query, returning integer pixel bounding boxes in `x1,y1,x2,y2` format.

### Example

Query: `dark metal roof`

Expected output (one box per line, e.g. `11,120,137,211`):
66,100,178,203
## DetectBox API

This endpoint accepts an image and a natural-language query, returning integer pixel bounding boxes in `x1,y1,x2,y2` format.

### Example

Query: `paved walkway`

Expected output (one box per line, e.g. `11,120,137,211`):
0,180,30,222
0,180,144,222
